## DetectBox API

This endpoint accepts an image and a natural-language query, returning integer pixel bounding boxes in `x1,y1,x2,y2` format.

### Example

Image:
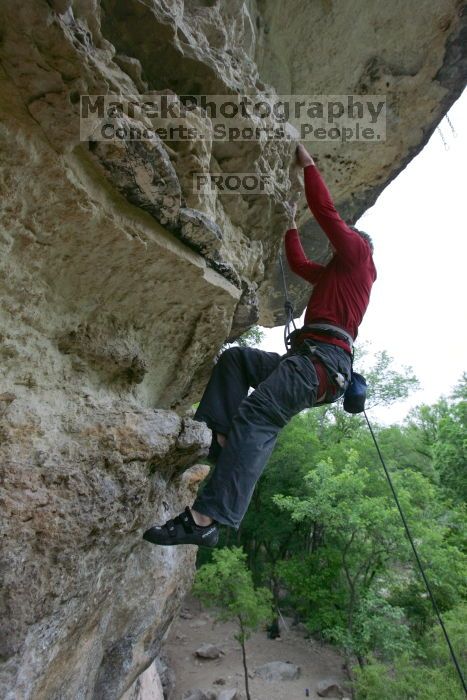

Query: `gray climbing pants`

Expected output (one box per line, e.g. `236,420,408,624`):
193,342,351,528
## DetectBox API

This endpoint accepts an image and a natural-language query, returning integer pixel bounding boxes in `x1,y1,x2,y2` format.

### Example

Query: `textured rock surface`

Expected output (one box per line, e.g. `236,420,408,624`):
121,661,164,700
316,677,345,698
194,643,224,660
217,690,239,700
0,392,211,699
180,690,236,700
0,0,466,699
254,660,301,681
182,690,216,700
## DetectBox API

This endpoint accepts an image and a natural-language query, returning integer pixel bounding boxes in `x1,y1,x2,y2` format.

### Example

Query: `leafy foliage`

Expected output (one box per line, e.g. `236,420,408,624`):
236,325,265,348
223,325,265,352
353,604,467,699
193,547,273,632
363,349,420,408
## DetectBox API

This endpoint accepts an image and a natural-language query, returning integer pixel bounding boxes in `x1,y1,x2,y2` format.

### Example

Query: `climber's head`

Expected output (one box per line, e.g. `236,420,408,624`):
349,225,374,254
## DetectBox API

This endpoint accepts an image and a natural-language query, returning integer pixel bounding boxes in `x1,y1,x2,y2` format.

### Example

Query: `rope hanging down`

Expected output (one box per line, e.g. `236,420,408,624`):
364,411,467,696
278,249,297,350
437,114,457,151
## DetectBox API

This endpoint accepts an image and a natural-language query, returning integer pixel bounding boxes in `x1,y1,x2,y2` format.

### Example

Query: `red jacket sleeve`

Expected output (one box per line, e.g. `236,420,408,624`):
304,164,369,265
285,228,324,284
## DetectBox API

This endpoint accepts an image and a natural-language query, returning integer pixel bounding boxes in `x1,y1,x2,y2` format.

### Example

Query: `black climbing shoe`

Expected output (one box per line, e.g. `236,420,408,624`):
142,507,219,548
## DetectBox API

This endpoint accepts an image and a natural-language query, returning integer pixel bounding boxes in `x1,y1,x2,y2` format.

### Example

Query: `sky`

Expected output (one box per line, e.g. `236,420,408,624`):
258,87,467,424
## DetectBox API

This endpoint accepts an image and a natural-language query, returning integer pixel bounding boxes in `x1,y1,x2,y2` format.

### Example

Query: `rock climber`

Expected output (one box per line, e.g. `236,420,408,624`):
143,144,377,547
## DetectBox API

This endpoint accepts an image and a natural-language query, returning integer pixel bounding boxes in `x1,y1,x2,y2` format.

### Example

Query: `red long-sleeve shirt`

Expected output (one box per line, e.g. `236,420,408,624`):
285,164,377,353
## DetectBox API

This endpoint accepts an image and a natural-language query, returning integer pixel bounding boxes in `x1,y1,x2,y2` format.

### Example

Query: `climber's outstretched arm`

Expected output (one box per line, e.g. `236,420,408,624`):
296,144,368,265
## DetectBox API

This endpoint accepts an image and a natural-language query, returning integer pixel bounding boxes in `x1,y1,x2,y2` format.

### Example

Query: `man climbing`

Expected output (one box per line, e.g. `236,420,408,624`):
143,144,377,547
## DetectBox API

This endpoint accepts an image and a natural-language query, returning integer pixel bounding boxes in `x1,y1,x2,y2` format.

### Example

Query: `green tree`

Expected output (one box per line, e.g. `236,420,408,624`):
432,375,467,503
353,603,467,699
193,547,273,700
273,442,466,661
273,449,417,664
236,325,265,348
224,325,265,351
363,349,419,409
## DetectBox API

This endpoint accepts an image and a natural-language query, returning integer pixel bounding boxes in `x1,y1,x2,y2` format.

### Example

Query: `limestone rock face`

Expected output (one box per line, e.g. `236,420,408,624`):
0,1,465,699
121,661,164,700
0,390,211,699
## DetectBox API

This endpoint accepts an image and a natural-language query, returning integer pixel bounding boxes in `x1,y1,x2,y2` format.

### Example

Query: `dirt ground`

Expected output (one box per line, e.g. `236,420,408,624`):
164,595,351,700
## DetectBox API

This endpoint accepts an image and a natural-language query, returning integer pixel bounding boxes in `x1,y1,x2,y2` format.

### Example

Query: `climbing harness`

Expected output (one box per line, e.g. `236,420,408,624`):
302,322,354,350
278,246,353,400
364,411,467,696
278,246,349,400
277,245,466,695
